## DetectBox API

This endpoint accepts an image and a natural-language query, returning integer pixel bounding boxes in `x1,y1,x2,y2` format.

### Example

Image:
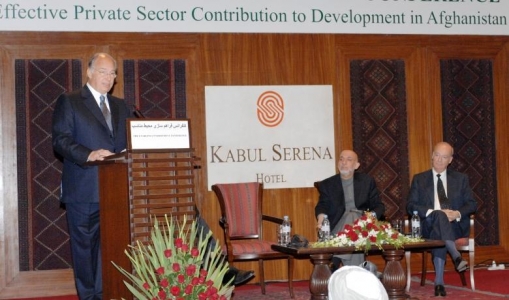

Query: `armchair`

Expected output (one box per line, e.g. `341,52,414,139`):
405,214,475,291
212,182,294,298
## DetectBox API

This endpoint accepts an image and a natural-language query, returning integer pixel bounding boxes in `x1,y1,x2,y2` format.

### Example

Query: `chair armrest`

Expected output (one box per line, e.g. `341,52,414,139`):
219,216,229,229
262,215,284,225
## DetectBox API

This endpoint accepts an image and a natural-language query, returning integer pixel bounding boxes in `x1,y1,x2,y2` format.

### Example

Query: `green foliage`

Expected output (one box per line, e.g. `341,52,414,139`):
113,215,234,299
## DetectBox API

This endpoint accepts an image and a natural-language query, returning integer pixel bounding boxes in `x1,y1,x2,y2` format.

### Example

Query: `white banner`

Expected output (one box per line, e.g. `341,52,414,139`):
205,85,336,190
0,0,507,35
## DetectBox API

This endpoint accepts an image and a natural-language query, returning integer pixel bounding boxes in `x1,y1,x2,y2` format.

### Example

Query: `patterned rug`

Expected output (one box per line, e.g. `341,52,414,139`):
232,274,509,299
9,274,508,300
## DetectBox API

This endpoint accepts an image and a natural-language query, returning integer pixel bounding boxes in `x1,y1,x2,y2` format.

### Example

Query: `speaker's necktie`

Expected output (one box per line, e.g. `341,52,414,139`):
100,95,113,133
437,174,450,209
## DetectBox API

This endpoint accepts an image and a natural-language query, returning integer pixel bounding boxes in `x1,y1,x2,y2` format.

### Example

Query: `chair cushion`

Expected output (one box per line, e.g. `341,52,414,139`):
223,240,277,255
455,237,469,248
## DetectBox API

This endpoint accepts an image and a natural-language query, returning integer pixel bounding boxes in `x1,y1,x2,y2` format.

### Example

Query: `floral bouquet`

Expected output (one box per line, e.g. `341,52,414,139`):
311,212,422,253
113,215,234,300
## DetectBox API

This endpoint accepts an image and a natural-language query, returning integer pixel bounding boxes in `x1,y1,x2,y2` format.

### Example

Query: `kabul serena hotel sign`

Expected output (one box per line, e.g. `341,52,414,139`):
205,86,335,189
209,144,333,184
210,144,333,163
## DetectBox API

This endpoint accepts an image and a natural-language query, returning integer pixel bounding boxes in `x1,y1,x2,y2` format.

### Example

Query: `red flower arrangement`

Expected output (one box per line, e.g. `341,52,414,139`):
312,212,413,252
114,215,234,299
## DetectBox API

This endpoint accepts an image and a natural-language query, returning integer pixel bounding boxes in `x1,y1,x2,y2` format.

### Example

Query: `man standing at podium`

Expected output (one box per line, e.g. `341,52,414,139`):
52,52,132,300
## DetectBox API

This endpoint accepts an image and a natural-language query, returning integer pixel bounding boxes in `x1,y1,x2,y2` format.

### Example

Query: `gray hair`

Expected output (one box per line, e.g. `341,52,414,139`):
88,52,117,70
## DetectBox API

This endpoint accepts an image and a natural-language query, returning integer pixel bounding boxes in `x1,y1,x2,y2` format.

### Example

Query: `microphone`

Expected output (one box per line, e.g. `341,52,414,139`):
133,105,145,118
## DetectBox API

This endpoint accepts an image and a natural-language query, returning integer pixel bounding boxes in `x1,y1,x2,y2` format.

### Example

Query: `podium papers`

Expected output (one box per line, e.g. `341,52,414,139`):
127,119,191,150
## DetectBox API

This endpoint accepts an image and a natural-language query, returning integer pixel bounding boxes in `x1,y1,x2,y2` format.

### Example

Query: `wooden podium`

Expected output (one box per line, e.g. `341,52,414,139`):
96,119,198,299
96,155,132,300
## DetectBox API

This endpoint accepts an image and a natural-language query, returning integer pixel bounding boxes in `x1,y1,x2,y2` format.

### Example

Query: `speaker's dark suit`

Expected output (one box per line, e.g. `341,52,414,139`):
406,169,477,241
315,172,385,231
52,85,132,300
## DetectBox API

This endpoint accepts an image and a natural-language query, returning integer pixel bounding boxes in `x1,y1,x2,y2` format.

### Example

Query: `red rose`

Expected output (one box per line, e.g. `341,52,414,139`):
143,282,150,290
181,244,189,252
160,278,169,288
158,290,167,299
170,286,181,297
367,223,376,230
164,249,172,258
200,269,208,277
348,231,359,242
207,286,218,295
361,230,369,238
185,284,194,294
172,263,180,272
191,277,200,285
369,236,377,243
174,238,183,248
178,274,185,284
186,264,197,276
191,247,199,257
156,267,165,275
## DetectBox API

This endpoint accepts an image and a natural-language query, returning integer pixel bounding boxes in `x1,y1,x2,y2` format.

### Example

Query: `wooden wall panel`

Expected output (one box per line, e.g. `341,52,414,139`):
199,33,337,281
2,32,509,297
493,45,509,252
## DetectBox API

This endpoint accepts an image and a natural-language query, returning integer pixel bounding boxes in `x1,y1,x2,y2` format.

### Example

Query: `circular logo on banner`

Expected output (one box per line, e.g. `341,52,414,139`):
257,91,284,127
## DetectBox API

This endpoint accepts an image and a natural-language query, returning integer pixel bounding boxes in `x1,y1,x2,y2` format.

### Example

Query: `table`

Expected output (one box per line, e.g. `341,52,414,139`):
272,240,444,300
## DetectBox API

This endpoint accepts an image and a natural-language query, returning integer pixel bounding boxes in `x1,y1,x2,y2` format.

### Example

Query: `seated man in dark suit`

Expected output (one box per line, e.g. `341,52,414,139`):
315,149,385,268
407,141,477,296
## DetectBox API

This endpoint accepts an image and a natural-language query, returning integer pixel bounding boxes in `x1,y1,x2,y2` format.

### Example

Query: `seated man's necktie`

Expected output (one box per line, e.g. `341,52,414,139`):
437,174,450,209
